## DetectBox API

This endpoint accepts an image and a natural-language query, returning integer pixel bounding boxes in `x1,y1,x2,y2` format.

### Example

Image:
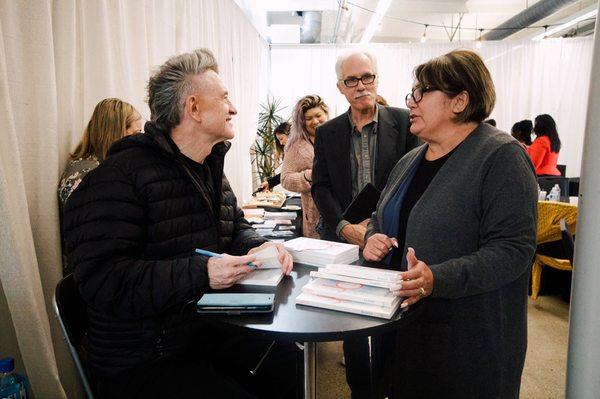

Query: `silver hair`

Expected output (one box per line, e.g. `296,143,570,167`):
334,50,378,81
147,48,218,130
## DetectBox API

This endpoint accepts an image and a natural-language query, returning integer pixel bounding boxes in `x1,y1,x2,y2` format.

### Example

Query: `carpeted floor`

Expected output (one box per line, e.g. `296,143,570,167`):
316,295,570,398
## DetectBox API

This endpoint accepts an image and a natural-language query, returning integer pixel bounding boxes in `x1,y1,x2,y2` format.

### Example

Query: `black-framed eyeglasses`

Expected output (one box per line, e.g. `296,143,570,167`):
342,73,377,88
405,86,436,106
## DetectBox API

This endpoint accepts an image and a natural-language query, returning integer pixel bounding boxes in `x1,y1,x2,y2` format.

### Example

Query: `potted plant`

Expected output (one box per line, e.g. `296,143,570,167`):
251,97,287,185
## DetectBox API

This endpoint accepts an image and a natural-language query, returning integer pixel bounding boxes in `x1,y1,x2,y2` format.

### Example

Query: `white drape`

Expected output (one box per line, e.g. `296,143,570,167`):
270,38,593,177
0,1,267,397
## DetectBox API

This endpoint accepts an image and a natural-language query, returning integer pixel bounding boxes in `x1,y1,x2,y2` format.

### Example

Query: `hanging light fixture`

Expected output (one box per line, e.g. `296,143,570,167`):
420,24,428,43
476,29,483,48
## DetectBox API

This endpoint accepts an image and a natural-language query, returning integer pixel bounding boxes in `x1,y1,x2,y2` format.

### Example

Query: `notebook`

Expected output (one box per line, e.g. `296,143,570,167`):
197,293,274,314
342,183,381,224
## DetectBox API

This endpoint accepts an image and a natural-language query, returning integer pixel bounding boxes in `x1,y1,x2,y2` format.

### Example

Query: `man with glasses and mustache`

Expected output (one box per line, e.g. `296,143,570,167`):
312,51,419,398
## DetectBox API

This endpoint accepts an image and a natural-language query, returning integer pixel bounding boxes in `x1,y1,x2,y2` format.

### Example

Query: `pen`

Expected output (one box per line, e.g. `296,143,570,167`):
194,249,257,268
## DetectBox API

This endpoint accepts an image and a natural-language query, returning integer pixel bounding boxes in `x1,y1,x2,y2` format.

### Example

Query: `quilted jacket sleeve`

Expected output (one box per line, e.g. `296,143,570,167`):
63,164,210,319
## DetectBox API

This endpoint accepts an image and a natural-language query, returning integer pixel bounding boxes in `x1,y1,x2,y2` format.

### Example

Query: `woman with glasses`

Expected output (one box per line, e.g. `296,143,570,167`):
363,50,537,398
281,95,329,238
528,114,562,176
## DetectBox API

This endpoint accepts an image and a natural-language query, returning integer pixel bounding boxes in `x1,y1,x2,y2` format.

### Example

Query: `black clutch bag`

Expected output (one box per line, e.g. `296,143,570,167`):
342,183,381,224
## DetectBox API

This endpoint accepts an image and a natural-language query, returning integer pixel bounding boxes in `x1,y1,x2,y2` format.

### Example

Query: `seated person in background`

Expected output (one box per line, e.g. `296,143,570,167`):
58,98,142,208
363,49,537,398
511,119,533,148
62,48,297,399
528,113,562,176
258,121,290,191
281,95,329,238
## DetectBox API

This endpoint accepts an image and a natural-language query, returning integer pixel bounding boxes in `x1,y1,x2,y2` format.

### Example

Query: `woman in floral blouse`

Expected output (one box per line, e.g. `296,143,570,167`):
58,98,141,274
58,98,142,207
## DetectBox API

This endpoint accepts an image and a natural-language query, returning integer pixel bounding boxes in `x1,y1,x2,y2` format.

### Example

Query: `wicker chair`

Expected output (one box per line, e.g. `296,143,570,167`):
531,201,578,300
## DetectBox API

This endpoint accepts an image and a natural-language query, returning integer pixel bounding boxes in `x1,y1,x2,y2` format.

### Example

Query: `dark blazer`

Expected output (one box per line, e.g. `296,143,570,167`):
312,105,418,239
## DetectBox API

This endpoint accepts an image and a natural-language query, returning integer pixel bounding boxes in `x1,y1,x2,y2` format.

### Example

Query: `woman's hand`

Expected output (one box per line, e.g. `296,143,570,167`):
363,233,398,262
258,181,269,192
389,247,434,308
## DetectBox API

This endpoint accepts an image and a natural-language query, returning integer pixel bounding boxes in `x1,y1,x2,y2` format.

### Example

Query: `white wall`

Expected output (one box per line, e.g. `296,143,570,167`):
270,38,593,177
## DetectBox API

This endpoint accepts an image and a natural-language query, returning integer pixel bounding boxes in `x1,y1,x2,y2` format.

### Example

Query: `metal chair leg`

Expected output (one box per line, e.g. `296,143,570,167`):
250,341,276,376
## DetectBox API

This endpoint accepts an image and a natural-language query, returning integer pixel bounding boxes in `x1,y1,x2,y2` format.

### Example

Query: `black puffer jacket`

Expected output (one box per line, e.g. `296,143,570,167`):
62,122,266,378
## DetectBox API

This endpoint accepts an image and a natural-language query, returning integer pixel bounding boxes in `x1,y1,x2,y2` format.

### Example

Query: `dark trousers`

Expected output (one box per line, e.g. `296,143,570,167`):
344,332,396,399
93,330,301,399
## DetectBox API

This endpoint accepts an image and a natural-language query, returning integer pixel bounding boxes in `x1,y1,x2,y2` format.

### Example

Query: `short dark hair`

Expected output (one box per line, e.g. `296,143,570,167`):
511,120,533,146
414,49,495,124
534,114,561,152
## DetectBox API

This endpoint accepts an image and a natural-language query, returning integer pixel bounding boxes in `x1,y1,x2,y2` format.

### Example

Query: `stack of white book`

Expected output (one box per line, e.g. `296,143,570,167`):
283,237,358,267
295,264,402,319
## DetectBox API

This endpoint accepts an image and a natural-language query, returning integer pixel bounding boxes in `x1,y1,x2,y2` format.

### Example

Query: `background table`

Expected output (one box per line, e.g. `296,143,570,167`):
202,263,422,398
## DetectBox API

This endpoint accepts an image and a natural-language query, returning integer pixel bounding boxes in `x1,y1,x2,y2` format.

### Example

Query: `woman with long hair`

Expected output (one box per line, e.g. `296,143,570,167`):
511,119,533,148
528,114,561,176
257,122,290,191
281,95,329,238
58,98,142,207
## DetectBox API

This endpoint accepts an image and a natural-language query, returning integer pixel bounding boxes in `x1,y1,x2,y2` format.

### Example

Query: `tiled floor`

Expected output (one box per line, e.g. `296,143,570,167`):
316,295,570,399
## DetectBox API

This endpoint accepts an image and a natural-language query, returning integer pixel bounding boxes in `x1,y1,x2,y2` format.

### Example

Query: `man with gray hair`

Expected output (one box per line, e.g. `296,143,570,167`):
62,48,298,397
312,50,419,398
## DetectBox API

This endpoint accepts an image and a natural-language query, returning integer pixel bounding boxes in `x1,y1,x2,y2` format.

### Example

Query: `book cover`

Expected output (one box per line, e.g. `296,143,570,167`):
309,271,395,289
237,269,284,286
295,292,400,319
324,264,402,282
284,237,359,266
302,278,398,307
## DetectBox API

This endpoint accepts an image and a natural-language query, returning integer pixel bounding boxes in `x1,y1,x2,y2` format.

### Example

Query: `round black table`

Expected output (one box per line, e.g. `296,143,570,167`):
201,263,422,398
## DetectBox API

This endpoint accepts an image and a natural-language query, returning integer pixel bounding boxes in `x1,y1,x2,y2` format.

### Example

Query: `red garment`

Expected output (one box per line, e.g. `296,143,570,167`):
527,136,560,176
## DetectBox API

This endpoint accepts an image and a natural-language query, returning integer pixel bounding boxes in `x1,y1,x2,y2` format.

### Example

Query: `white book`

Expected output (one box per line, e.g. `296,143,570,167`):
302,278,398,307
309,271,395,289
252,245,282,269
284,237,359,267
295,292,400,319
264,211,297,220
324,264,402,283
237,269,284,287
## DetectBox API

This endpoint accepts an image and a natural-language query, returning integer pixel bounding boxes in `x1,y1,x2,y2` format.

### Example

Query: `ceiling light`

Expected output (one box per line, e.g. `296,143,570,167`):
420,25,428,43
360,0,393,43
531,9,598,41
476,29,483,48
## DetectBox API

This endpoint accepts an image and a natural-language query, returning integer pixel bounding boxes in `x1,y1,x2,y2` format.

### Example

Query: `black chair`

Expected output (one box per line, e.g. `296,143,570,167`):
557,164,567,177
568,177,580,197
560,218,575,264
53,274,95,398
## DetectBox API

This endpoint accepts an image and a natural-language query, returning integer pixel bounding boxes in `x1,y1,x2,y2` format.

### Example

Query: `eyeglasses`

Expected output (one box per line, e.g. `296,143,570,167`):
405,86,436,106
342,74,377,88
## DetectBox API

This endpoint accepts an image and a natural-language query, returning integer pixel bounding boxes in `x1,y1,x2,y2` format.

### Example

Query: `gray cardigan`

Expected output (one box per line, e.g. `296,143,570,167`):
366,123,538,398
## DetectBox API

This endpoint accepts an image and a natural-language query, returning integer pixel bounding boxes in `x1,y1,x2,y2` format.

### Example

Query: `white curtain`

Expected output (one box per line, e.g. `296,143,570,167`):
0,1,268,397
270,38,593,177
